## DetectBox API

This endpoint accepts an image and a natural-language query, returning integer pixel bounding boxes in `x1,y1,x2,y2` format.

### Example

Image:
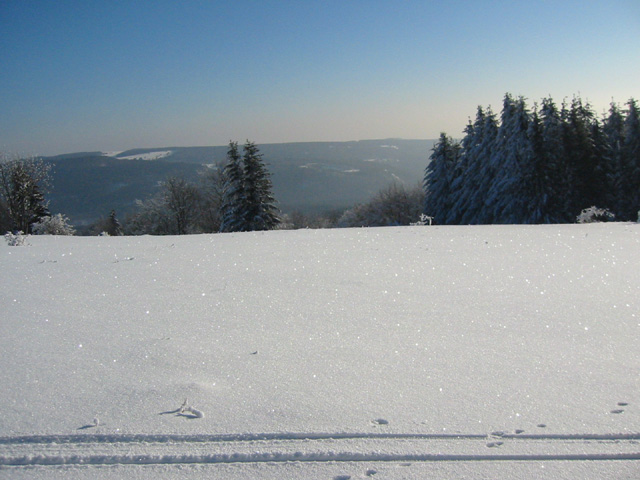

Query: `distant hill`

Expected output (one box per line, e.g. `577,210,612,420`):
43,139,435,226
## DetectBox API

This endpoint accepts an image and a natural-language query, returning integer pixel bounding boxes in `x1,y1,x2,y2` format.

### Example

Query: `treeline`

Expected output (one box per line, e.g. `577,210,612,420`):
424,94,640,224
1,141,281,237
4,94,639,237
125,140,280,235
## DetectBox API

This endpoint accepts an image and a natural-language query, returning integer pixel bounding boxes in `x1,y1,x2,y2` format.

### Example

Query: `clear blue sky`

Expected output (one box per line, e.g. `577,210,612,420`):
1,0,639,156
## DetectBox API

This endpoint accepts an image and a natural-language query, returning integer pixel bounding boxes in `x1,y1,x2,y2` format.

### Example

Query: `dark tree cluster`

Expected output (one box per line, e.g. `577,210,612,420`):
0,156,51,233
219,141,280,232
424,94,640,224
125,141,280,235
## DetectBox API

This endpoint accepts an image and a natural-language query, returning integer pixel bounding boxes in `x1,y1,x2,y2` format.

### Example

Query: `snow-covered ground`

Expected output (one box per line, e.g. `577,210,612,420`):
1,224,639,479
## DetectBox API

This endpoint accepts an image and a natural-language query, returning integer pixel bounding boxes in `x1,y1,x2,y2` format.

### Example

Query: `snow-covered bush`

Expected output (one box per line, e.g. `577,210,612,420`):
31,214,76,235
338,183,424,228
4,231,29,246
576,206,615,224
410,213,434,226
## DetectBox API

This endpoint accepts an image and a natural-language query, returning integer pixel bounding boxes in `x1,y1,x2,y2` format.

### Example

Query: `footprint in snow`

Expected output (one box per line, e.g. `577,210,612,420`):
372,418,389,425
611,409,624,414
618,402,629,406
486,441,504,448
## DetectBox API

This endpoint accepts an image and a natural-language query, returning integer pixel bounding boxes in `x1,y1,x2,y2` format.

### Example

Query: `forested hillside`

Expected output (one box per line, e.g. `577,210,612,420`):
424,95,640,224
43,139,432,226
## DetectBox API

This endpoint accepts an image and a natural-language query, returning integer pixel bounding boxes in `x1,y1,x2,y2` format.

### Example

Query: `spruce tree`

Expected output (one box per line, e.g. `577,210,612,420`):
106,209,123,236
468,107,499,224
423,132,460,224
241,141,280,231
540,97,571,222
445,116,476,224
562,97,602,216
621,99,640,220
486,94,533,223
219,141,246,232
603,102,626,217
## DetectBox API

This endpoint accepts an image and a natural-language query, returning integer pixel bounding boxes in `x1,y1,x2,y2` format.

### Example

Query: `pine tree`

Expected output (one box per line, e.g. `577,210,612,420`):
448,106,500,224
219,141,280,232
486,94,533,223
467,107,499,224
603,102,626,217
621,98,640,220
219,142,246,232
241,141,280,231
539,97,571,222
445,116,476,224
562,97,602,216
106,209,123,236
423,132,461,224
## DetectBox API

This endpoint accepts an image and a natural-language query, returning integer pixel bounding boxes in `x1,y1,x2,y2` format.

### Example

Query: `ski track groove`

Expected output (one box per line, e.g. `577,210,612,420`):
1,432,640,467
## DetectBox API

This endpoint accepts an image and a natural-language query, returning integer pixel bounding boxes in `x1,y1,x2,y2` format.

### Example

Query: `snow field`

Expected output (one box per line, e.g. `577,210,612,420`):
1,224,639,478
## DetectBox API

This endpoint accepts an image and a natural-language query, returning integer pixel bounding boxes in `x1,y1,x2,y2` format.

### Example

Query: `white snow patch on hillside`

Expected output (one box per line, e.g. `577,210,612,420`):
1,224,639,479
117,150,173,161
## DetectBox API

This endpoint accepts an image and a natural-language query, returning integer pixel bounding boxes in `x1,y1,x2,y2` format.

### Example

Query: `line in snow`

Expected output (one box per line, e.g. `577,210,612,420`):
3,452,640,467
2,432,640,445
2,432,640,467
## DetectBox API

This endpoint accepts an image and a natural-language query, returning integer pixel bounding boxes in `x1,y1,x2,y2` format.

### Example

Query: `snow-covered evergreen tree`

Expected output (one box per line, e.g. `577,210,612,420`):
445,117,476,224
539,97,571,222
621,98,640,220
219,142,246,233
219,141,280,232
423,132,461,224
241,141,280,231
603,102,626,217
467,107,499,224
562,97,602,217
107,210,123,236
485,94,533,223
447,106,499,224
